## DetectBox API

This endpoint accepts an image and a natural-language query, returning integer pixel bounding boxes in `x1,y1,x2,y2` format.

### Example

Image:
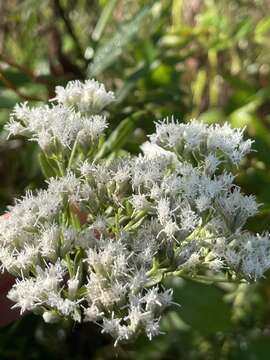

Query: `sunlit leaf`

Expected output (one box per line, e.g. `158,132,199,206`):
88,6,151,76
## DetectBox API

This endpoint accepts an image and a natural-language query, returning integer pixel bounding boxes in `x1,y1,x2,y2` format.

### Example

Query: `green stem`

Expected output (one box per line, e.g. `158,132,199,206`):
68,137,79,170
166,270,247,284
123,210,147,231
56,159,65,176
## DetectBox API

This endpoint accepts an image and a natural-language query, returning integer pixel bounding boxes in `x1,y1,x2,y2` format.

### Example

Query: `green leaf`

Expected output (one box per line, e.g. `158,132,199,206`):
167,278,233,334
94,110,146,160
191,69,207,113
116,63,147,102
88,6,151,76
255,17,270,43
233,17,253,41
65,253,74,278
0,70,31,88
92,0,118,42
38,152,57,178
199,109,225,124
247,336,270,360
0,91,19,109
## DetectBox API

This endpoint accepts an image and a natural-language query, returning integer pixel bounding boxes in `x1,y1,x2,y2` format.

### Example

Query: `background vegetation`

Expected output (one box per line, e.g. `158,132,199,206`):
1,0,270,359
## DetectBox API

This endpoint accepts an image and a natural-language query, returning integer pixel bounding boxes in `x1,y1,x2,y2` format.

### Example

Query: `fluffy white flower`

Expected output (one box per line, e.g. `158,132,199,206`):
52,79,115,114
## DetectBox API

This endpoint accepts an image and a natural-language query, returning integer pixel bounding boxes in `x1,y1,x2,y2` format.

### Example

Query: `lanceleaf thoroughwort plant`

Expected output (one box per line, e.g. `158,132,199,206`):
1,79,270,345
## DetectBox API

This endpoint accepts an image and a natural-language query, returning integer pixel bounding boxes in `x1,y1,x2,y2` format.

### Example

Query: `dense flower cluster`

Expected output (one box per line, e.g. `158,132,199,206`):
1,79,270,345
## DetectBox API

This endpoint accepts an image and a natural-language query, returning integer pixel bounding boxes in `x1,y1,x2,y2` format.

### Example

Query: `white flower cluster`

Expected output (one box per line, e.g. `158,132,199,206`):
52,79,115,114
5,79,114,154
1,79,270,345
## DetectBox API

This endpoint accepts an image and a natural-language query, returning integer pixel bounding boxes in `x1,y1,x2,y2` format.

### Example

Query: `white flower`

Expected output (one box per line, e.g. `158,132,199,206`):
156,198,171,225
180,253,201,271
39,224,60,261
67,275,80,298
8,277,41,314
145,318,161,340
208,258,225,272
77,115,108,146
6,103,108,153
43,311,60,323
207,123,253,165
179,203,201,234
204,154,221,175
149,117,184,149
215,188,258,231
52,79,115,114
238,233,270,279
182,119,208,149
5,117,28,137
84,303,104,322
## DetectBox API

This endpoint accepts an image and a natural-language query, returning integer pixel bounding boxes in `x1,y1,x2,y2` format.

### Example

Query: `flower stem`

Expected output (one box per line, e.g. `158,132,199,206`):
166,270,247,284
68,136,79,170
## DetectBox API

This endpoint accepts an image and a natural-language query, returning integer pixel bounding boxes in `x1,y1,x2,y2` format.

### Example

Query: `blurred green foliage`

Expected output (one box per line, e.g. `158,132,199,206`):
1,0,270,359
